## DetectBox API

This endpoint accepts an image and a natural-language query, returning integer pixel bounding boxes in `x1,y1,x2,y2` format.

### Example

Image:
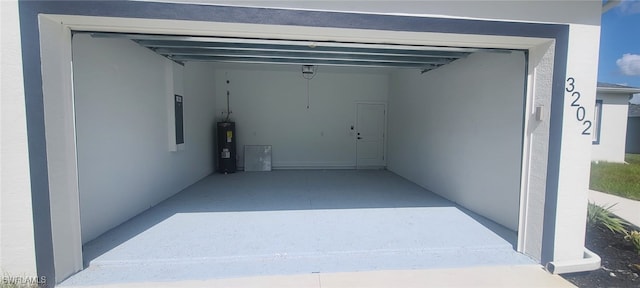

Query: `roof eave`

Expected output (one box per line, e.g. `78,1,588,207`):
597,87,640,94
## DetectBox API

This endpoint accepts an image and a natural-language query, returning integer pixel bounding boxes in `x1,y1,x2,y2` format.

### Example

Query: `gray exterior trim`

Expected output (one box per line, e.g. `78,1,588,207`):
542,26,569,265
628,104,640,118
597,82,640,93
18,1,569,284
597,87,640,94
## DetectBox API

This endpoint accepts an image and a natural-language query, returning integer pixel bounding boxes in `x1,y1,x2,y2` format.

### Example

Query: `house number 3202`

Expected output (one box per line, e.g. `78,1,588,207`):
566,77,592,135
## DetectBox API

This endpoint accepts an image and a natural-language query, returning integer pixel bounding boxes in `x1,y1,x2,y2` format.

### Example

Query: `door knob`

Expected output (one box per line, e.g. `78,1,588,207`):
357,137,362,140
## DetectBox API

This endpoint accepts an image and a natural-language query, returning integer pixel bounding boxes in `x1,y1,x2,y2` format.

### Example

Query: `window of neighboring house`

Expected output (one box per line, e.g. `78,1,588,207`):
593,100,603,145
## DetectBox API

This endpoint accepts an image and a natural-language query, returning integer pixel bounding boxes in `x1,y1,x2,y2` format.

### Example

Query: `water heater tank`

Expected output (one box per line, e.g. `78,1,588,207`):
217,122,236,173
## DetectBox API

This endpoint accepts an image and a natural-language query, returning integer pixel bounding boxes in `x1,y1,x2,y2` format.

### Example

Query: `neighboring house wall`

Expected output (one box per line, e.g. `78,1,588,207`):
73,34,217,243
388,51,526,232
591,93,630,163
213,64,388,169
0,0,37,277
627,117,640,154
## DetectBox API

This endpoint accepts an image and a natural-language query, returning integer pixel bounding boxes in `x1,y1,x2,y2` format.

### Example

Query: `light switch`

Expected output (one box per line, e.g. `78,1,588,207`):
535,106,544,121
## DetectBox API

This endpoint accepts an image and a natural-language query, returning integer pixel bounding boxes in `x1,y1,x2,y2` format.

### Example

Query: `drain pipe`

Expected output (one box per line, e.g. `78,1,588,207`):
545,248,601,274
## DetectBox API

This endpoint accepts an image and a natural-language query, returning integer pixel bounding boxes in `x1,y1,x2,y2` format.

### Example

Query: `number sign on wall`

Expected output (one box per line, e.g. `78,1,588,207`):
566,77,592,136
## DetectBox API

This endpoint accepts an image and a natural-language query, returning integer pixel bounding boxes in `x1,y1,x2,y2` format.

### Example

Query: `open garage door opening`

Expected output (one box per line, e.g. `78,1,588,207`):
64,30,531,284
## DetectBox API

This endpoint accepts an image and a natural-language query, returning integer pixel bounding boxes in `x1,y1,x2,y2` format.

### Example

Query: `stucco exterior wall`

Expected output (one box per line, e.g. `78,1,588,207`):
0,0,38,277
592,93,630,163
552,22,601,262
150,0,601,26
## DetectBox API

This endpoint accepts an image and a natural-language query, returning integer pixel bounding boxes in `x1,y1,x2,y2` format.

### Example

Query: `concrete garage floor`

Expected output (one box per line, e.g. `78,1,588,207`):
61,170,534,286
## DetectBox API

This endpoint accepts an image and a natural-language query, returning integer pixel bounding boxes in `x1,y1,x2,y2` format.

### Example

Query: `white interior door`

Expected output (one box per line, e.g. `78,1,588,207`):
356,103,386,168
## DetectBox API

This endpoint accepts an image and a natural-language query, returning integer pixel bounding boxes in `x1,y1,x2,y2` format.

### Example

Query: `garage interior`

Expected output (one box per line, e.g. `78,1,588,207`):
63,31,530,284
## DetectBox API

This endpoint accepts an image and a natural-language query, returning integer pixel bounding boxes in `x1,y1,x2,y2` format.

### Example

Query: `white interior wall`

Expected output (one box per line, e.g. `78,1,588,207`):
167,61,185,152
72,34,216,243
387,51,526,231
213,64,388,169
591,93,630,163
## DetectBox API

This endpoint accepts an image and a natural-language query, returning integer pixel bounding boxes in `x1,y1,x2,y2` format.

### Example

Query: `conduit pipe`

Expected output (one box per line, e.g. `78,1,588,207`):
545,248,601,274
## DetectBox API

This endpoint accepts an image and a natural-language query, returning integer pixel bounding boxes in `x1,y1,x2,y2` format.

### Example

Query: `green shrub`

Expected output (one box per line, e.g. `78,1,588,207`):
625,230,640,254
586,202,629,234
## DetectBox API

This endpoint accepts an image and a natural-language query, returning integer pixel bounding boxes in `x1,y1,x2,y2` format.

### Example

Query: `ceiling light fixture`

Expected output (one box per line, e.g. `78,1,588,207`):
302,65,316,79
302,65,317,109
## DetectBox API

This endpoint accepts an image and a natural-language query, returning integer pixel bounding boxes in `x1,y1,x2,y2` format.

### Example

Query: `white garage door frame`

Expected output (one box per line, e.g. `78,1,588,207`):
19,2,568,284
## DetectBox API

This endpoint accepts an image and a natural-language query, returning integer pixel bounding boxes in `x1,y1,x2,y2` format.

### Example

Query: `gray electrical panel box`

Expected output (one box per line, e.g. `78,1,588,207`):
175,94,184,144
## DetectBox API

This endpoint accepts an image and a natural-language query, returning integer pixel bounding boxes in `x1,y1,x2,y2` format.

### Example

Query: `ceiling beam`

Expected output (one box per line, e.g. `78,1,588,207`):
153,48,460,64
167,55,443,69
85,32,515,69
